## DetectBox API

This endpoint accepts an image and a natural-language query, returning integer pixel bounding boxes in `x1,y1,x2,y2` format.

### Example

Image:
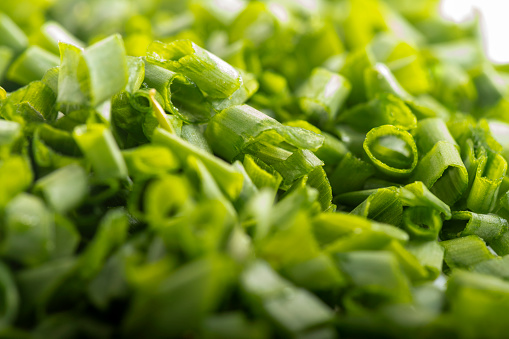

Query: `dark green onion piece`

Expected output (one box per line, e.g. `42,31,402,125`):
363,124,418,178
147,39,242,99
411,141,468,206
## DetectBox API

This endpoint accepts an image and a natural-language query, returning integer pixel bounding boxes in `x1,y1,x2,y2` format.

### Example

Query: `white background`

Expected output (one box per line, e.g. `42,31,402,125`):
441,0,509,64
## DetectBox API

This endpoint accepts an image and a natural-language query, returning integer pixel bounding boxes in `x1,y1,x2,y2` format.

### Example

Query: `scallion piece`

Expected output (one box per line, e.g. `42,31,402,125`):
7,46,59,85
411,141,468,206
363,124,418,178
147,39,242,99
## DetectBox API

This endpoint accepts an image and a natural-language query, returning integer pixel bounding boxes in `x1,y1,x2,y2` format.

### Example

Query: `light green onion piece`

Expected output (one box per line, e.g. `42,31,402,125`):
0,120,21,159
181,124,212,153
152,127,243,200
209,70,259,111
406,241,444,279
58,35,128,108
243,154,282,191
473,255,509,280
467,153,507,214
129,88,163,113
414,118,459,156
0,262,19,329
240,261,334,336
125,56,145,94
297,67,351,124
411,141,468,206
147,39,242,99
402,207,442,240
441,211,508,244
73,123,128,181
313,132,349,165
363,124,418,178
329,152,375,195
83,34,128,107
32,21,84,55
33,164,88,214
398,181,451,219
338,94,417,132
364,63,412,101
0,156,33,208
148,88,175,134
441,235,495,269
339,47,375,105
306,166,333,212
0,46,13,83
385,240,429,282
144,62,212,123
491,230,509,256
312,212,408,248
2,80,57,123
41,66,59,94
0,13,28,54
122,145,180,179
6,46,60,85
3,193,54,265
351,188,403,226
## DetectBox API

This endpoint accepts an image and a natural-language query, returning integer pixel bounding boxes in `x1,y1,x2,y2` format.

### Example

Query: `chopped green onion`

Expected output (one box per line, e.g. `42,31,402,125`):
363,124,418,178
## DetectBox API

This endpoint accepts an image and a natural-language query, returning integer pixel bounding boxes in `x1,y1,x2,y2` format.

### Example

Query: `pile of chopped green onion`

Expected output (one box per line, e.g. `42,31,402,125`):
2,0,509,338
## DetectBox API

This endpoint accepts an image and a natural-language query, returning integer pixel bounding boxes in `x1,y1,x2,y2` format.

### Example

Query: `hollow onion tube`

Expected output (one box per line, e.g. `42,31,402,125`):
363,125,418,178
441,211,508,244
411,141,468,206
147,39,242,99
143,62,212,123
243,154,282,191
402,206,442,240
406,241,444,280
467,152,507,214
